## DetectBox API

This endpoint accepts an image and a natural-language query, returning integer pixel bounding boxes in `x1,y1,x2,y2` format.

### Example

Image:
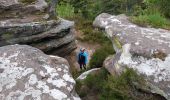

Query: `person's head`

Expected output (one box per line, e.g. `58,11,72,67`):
80,48,85,53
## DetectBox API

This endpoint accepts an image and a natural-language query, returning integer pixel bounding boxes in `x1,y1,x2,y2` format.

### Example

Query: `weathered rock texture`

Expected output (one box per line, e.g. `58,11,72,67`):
76,68,100,80
0,0,76,56
94,13,170,100
0,45,80,100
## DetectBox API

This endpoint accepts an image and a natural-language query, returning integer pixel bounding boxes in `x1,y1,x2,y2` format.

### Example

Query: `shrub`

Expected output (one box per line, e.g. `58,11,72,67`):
89,44,115,68
75,68,162,100
100,68,145,100
75,68,109,98
84,68,108,90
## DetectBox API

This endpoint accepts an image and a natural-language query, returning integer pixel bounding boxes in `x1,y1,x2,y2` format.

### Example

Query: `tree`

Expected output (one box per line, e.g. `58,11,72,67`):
159,0,170,18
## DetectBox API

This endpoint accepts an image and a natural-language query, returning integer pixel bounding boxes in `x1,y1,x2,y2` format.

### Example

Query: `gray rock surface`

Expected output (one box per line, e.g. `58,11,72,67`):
0,45,80,100
76,68,101,80
0,0,76,57
0,0,47,19
94,13,170,56
94,13,170,100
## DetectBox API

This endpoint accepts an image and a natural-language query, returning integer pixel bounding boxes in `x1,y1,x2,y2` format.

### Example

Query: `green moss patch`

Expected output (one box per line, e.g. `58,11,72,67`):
19,0,36,4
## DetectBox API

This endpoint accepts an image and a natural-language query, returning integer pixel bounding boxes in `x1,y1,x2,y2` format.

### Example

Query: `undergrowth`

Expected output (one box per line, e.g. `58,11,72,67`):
76,68,165,100
89,44,115,68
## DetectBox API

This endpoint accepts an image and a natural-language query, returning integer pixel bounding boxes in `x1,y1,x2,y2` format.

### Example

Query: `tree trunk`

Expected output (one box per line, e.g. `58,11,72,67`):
48,0,58,19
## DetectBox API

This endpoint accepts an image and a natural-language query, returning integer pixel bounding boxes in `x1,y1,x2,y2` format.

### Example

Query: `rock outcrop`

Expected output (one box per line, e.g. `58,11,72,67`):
94,13,170,99
0,0,76,57
76,68,100,80
0,45,80,100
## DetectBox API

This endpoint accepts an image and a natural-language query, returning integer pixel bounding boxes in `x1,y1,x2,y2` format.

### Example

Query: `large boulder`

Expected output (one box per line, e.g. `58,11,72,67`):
94,13,170,99
0,45,80,100
0,0,76,57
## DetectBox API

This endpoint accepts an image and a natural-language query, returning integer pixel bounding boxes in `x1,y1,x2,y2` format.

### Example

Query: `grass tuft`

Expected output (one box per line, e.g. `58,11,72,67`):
57,3,75,19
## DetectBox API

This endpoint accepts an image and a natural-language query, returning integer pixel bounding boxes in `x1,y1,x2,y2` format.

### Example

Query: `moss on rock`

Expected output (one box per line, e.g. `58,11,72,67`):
19,0,36,4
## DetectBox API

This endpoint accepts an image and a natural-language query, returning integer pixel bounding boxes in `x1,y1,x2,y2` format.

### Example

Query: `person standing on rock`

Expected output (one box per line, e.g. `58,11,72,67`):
78,48,88,70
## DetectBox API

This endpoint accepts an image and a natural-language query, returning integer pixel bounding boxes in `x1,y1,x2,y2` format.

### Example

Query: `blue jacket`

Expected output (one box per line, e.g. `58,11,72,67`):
77,51,88,64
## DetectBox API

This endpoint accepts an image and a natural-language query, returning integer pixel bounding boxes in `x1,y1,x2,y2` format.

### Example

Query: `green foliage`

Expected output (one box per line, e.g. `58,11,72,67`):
76,68,109,98
57,3,75,18
19,0,36,4
84,68,109,89
89,44,115,68
76,68,160,100
68,15,112,44
130,0,170,29
58,0,170,29
100,68,145,100
131,13,170,29
69,0,144,19
159,0,170,18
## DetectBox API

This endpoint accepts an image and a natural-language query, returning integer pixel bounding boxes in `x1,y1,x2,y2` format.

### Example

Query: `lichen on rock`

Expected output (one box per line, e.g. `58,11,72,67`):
94,13,170,99
0,45,80,100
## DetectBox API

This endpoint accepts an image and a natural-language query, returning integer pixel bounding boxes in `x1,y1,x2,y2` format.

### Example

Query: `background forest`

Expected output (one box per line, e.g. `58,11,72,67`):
57,0,170,29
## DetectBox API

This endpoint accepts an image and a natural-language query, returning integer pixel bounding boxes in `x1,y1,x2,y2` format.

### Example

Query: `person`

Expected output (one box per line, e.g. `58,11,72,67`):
78,48,88,70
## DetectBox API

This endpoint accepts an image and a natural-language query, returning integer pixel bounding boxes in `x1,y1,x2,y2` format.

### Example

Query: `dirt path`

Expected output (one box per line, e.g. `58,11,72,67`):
65,30,100,71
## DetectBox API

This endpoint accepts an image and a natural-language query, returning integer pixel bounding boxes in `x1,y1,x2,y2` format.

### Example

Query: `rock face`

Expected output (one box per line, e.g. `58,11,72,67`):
0,0,48,19
0,0,76,57
94,13,170,99
0,45,80,100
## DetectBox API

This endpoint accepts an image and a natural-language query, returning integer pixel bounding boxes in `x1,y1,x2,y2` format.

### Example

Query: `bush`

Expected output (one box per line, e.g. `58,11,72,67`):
89,44,115,68
75,68,109,98
100,68,145,100
76,68,162,100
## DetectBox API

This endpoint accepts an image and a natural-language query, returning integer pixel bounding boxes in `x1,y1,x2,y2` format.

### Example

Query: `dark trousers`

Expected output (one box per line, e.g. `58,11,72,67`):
79,63,86,70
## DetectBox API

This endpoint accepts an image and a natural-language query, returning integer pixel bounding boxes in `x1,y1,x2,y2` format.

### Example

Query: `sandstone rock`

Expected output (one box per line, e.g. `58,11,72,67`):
0,18,76,56
94,13,170,99
94,13,170,56
0,0,76,57
0,45,80,100
76,68,101,80
0,0,47,19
